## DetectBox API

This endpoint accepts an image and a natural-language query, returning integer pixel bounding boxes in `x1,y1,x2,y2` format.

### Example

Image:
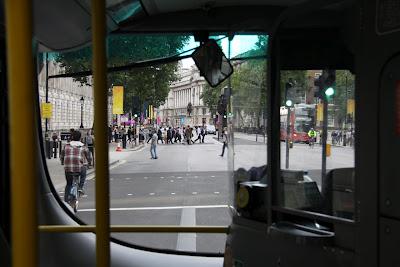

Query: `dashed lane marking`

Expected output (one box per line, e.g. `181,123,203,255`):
214,192,220,194
192,192,198,195
127,193,133,196
149,193,155,196
171,192,176,195
78,204,228,212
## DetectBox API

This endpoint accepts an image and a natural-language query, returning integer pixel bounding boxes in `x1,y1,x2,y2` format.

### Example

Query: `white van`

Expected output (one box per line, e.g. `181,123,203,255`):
206,125,216,135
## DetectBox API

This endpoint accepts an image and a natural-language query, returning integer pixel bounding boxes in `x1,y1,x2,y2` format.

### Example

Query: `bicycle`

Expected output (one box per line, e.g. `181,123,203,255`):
66,172,81,213
308,137,315,148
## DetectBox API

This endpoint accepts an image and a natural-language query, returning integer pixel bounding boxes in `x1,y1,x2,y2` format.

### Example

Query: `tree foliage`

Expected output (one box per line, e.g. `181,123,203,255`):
332,70,355,126
55,34,189,114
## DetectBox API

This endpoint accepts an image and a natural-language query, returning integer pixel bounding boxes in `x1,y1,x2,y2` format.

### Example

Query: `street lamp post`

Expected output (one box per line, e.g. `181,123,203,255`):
80,96,84,129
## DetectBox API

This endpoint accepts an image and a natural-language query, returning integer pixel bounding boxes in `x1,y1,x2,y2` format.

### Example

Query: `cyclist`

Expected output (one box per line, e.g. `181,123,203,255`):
60,130,92,209
308,128,317,148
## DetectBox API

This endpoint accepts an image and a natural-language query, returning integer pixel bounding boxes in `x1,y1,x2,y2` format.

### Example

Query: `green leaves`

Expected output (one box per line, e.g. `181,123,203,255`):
54,34,189,113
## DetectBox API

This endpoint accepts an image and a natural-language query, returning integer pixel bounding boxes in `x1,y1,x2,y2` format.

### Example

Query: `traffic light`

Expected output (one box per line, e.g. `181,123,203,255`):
217,94,227,115
315,69,336,99
285,80,294,107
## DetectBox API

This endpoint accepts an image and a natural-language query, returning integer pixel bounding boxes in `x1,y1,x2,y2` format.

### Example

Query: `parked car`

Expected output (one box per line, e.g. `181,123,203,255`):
206,125,216,135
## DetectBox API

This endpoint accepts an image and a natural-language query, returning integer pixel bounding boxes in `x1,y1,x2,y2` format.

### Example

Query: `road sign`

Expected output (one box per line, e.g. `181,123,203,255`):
41,103,52,119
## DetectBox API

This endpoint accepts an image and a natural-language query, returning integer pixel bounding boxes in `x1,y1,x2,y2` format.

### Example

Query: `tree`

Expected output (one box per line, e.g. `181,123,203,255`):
332,70,355,127
55,35,189,114
201,35,268,128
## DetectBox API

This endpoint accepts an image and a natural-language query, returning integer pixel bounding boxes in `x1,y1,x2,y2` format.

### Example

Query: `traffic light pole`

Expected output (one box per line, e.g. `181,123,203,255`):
321,96,328,189
285,107,291,169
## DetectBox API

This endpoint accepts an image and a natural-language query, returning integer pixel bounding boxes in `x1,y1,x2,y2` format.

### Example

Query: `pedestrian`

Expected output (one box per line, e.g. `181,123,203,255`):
84,131,95,167
167,127,172,144
127,126,132,143
60,130,92,199
193,126,201,143
146,129,153,144
150,130,158,159
113,128,118,142
175,127,181,143
139,128,145,144
219,128,228,157
162,128,167,144
185,126,191,145
171,128,176,143
201,126,206,143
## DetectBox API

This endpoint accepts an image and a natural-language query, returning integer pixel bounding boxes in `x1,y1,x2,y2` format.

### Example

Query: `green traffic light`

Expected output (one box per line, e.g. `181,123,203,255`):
285,99,293,107
325,87,335,96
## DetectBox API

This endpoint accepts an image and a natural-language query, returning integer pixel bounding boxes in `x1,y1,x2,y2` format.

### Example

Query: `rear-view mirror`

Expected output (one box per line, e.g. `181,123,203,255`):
192,39,233,87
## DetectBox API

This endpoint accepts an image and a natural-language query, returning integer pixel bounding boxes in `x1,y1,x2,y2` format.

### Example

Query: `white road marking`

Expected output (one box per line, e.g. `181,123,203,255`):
125,177,131,180
214,192,220,194
211,175,215,178
171,192,176,195
170,180,174,182
149,193,155,196
177,176,182,179
192,192,198,195
127,193,133,196
176,207,196,251
78,204,228,212
160,176,164,179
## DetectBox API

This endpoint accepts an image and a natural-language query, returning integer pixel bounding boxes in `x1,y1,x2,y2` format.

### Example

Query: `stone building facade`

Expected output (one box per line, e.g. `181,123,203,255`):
37,60,113,132
158,65,211,127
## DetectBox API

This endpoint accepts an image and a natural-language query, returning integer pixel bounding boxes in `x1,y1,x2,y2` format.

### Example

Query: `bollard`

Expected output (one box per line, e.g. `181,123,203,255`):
45,139,51,159
53,140,58,158
326,144,331,157
122,134,127,149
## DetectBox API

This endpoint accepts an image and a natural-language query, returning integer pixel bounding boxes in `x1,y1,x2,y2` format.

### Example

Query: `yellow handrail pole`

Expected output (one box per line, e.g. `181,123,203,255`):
91,0,110,266
5,1,37,267
39,225,230,234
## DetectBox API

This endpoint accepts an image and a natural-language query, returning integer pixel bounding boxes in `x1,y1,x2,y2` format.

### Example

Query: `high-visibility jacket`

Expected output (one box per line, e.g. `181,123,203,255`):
308,130,316,138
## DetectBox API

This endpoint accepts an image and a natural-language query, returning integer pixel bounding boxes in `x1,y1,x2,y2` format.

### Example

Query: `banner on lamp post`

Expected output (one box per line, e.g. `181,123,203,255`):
112,86,124,114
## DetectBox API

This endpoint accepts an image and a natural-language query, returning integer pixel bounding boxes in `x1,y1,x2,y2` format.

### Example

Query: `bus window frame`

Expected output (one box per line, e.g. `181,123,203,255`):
266,36,356,228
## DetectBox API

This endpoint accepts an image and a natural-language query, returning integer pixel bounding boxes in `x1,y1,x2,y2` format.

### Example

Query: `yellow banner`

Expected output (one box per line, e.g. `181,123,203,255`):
347,99,355,115
149,105,154,119
112,86,124,114
317,103,323,122
41,103,52,119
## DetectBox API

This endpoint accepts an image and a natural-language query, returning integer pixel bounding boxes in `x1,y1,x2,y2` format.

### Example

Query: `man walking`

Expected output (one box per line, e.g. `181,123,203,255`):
193,126,201,143
220,128,228,157
150,130,158,159
84,131,95,166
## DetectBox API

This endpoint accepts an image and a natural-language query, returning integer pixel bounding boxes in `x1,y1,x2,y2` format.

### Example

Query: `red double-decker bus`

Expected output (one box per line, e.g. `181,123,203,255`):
280,104,315,143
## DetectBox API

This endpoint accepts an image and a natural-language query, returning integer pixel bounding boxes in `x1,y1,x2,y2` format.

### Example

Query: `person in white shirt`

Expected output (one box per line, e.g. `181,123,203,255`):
150,130,158,159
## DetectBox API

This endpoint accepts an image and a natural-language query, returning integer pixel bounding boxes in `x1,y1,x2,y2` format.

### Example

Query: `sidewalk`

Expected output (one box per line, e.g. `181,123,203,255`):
233,132,267,143
46,142,144,191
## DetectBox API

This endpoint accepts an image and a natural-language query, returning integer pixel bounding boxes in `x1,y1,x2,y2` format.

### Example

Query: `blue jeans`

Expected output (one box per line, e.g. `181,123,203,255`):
79,165,87,190
150,144,157,159
64,172,81,202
